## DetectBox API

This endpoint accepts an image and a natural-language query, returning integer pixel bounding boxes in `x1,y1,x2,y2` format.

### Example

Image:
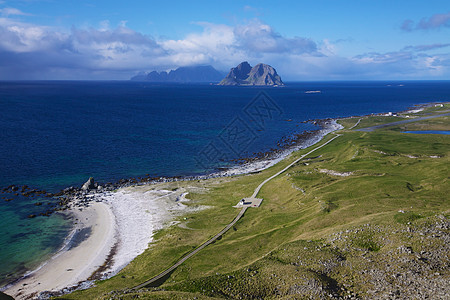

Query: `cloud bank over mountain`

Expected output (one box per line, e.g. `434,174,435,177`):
1,7,449,80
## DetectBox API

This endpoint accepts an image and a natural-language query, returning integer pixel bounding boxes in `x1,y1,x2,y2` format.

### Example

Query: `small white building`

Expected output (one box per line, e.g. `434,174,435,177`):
234,197,263,208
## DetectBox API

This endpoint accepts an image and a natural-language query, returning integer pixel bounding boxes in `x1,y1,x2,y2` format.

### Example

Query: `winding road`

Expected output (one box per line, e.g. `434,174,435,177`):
356,112,450,132
132,110,446,289
132,206,248,290
130,111,448,290
131,133,342,290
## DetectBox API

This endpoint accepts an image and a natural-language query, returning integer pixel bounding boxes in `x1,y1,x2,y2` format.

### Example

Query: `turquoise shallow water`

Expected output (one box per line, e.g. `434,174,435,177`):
0,80,449,288
0,208,71,287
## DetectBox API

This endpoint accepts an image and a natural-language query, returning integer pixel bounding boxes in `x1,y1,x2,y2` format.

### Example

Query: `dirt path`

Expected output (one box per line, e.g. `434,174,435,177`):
356,112,450,132
251,134,341,198
129,110,450,292
349,118,362,130
132,134,342,290
132,207,247,290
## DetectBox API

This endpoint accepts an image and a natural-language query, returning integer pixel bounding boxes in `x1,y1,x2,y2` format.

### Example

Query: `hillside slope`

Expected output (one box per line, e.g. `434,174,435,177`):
60,105,449,300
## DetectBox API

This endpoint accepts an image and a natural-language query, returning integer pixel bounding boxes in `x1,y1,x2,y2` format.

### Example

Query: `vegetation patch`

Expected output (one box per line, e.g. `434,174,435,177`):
61,106,450,300
352,232,381,252
320,199,338,213
394,211,424,224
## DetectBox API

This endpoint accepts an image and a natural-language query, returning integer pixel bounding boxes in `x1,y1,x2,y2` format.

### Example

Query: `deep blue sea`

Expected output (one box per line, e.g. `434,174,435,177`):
0,80,449,287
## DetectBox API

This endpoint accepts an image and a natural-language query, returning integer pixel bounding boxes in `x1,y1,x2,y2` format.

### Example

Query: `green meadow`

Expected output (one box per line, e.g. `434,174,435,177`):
62,104,449,299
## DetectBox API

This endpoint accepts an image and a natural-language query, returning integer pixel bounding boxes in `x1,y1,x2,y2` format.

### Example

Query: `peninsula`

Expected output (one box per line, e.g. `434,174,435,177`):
67,104,449,299
4,103,449,300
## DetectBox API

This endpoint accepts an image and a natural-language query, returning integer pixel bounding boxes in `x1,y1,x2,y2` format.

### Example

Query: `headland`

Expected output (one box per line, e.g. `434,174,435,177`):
3,102,449,299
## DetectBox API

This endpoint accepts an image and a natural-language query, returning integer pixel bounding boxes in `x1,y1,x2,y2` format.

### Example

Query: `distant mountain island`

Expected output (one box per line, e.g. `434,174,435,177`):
130,65,224,83
130,62,284,86
218,62,284,86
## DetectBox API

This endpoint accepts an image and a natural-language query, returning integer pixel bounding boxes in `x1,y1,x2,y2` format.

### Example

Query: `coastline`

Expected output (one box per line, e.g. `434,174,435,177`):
3,186,211,299
4,202,116,299
3,101,442,299
2,119,343,299
98,187,210,279
214,119,343,177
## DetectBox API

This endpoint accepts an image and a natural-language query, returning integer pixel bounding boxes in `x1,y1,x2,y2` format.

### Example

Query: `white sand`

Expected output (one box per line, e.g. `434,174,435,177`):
4,202,116,299
3,187,206,299
101,188,207,278
3,120,343,299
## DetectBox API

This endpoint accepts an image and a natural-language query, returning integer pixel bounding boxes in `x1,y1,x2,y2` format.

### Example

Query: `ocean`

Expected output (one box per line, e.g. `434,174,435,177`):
0,80,449,287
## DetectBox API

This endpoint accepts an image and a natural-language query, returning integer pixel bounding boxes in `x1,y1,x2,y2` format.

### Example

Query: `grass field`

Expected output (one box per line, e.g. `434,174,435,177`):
60,104,449,299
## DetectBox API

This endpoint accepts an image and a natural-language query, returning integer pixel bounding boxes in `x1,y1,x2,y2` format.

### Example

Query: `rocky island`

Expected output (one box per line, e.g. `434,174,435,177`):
218,61,284,86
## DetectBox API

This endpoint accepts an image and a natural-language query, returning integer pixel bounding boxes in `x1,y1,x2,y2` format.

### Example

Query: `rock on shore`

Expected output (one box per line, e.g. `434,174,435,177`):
81,177,96,191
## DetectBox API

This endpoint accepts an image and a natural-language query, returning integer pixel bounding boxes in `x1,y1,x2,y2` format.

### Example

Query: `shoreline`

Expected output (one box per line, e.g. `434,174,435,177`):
1,121,341,299
211,119,343,177
2,101,445,298
2,187,211,299
4,202,116,299
2,119,344,299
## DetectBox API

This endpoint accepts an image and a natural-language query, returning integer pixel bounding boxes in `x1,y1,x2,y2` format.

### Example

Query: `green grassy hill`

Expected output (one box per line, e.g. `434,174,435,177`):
61,105,449,299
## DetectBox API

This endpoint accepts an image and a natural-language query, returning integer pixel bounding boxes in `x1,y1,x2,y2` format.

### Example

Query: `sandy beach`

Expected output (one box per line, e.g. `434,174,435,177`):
2,120,343,299
4,202,116,299
100,187,211,278
3,186,209,299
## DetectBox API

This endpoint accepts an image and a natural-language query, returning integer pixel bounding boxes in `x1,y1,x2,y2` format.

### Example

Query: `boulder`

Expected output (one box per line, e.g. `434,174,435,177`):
81,177,96,191
0,291,14,300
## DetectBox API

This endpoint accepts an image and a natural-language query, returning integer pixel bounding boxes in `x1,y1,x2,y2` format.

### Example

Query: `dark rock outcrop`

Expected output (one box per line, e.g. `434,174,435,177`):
131,65,224,83
219,62,284,86
0,291,14,300
81,177,96,191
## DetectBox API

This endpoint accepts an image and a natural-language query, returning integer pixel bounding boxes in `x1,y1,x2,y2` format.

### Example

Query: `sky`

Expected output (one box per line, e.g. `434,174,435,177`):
0,0,449,80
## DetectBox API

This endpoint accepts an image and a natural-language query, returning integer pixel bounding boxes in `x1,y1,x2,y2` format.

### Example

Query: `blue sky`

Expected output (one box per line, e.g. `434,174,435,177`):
0,0,449,80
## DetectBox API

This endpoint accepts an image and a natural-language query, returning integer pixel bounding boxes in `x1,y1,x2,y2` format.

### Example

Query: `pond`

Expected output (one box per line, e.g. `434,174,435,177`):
402,131,450,135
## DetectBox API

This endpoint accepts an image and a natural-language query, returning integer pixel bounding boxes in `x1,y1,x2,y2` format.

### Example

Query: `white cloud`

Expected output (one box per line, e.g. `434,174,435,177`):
319,39,337,56
243,5,263,16
0,7,31,16
0,17,448,80
0,18,58,52
0,18,167,79
348,49,450,79
158,20,319,71
417,12,450,30
402,43,450,52
402,12,450,31
234,19,317,54
98,20,110,31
